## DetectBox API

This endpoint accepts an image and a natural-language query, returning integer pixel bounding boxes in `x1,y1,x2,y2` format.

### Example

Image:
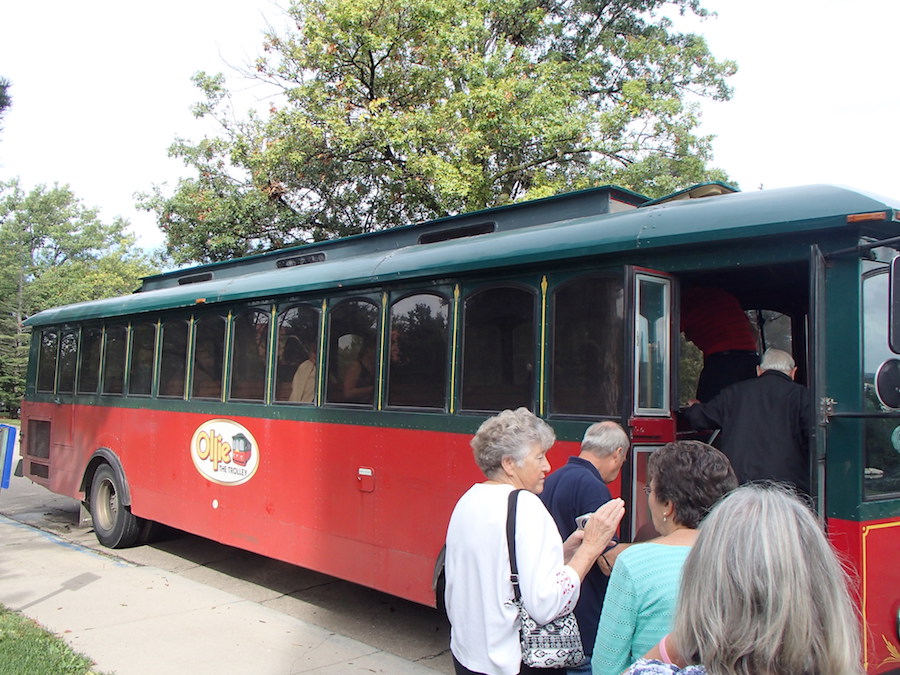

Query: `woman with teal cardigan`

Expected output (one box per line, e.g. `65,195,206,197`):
592,441,736,675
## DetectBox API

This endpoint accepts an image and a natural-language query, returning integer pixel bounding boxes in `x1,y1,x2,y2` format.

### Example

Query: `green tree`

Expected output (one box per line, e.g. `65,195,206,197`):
0,77,10,130
141,0,735,263
0,179,157,413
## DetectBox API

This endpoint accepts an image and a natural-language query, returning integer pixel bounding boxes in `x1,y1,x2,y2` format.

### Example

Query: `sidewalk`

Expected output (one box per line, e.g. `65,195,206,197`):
0,515,443,674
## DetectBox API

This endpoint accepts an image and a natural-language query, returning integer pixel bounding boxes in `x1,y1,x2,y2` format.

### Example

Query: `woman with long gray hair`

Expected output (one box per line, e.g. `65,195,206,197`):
626,483,864,674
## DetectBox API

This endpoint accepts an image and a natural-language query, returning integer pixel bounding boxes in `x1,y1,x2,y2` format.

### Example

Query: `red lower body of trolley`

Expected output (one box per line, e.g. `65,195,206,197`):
20,401,587,608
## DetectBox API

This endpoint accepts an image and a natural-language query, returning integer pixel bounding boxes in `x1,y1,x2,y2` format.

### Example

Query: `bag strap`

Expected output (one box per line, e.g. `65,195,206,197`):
506,488,524,602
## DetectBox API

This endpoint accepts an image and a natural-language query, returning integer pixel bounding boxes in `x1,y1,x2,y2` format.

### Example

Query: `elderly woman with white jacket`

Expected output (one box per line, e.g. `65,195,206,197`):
445,408,624,675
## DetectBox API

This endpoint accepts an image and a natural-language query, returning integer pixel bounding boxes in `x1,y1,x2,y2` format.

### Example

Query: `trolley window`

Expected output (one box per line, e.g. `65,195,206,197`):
77,327,102,394
551,273,624,416
128,322,156,396
102,324,127,395
275,304,320,404
863,263,900,499
230,307,269,402
158,319,188,398
327,299,379,406
57,330,78,394
462,286,535,412
192,314,226,399
36,329,58,393
388,293,449,409
634,274,671,414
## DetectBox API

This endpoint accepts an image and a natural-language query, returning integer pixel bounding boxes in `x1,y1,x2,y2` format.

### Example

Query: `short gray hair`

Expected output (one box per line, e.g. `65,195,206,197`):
581,421,629,458
470,408,555,478
673,484,863,674
760,348,795,374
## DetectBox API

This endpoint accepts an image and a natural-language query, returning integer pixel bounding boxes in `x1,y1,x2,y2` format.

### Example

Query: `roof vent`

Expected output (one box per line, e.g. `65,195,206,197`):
418,221,495,245
177,272,213,285
276,252,326,268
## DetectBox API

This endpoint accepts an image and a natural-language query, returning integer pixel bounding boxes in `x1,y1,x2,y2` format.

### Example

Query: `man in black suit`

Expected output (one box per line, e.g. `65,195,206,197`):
683,348,811,495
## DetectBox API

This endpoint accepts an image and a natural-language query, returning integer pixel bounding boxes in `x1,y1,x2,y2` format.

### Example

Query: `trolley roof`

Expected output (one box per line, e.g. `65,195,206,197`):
24,183,900,327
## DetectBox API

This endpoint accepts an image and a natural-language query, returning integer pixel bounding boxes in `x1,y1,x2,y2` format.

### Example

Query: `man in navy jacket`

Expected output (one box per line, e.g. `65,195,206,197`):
540,421,630,675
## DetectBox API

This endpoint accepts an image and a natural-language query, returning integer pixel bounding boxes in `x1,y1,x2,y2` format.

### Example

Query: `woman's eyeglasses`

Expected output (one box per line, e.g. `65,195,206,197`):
643,484,652,495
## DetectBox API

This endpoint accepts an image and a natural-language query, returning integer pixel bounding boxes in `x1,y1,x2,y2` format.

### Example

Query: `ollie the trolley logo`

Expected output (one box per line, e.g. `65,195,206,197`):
190,419,260,485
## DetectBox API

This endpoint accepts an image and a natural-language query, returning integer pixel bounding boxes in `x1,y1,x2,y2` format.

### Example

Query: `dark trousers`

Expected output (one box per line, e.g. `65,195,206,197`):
453,654,551,675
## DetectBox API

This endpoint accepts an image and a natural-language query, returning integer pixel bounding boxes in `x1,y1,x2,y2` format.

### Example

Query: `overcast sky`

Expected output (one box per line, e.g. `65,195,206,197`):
1,0,898,255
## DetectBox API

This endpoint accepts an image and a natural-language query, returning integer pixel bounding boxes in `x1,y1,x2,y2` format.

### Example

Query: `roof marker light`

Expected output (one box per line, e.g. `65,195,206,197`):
847,211,888,223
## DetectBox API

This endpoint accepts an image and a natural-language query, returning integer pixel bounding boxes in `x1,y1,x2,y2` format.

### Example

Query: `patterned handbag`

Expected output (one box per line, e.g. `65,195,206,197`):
506,489,585,669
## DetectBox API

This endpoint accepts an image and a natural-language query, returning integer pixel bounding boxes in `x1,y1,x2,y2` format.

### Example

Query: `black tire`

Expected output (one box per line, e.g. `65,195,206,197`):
89,463,140,548
434,569,447,618
136,518,170,545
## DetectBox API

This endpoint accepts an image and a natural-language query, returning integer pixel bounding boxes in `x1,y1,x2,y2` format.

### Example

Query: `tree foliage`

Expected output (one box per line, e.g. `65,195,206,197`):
0,77,10,130
141,0,736,263
0,180,158,413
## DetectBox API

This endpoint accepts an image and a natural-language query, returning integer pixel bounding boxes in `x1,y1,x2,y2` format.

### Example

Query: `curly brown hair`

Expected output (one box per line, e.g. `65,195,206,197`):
648,440,738,529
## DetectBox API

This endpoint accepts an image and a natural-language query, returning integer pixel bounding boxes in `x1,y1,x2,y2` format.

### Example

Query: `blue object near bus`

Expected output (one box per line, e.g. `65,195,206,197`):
0,424,16,490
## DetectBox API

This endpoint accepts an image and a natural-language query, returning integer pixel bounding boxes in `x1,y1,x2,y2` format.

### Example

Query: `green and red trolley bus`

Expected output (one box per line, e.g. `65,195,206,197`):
20,181,900,673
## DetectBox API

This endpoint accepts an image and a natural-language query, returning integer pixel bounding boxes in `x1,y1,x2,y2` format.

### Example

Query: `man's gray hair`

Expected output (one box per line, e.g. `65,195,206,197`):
760,348,795,374
581,421,630,457
470,407,555,478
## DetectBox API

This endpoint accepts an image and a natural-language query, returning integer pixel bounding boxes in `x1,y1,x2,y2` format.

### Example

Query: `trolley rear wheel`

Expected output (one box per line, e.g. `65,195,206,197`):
89,463,140,548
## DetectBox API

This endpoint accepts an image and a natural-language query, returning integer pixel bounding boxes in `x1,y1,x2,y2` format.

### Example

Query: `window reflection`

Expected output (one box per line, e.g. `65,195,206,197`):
388,293,449,409
37,330,58,393
230,308,269,402
57,330,78,394
159,320,188,398
462,286,534,411
192,315,225,399
276,305,319,404
551,274,624,416
103,325,127,394
862,264,900,499
326,299,379,405
636,276,669,411
77,327,102,394
128,322,156,396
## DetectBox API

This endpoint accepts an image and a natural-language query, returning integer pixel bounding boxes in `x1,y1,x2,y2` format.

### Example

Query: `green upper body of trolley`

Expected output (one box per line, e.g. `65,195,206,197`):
24,183,900,327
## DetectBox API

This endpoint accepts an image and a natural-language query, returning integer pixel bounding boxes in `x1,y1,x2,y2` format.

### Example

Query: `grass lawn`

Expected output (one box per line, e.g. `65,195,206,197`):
0,604,103,675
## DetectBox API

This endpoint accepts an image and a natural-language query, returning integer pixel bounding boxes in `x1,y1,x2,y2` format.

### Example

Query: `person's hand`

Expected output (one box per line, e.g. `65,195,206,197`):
582,498,625,552
565,499,625,581
562,529,585,564
596,542,630,576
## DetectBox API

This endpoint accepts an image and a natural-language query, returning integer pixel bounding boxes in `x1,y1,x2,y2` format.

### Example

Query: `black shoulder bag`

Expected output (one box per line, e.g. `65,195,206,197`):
506,489,584,669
